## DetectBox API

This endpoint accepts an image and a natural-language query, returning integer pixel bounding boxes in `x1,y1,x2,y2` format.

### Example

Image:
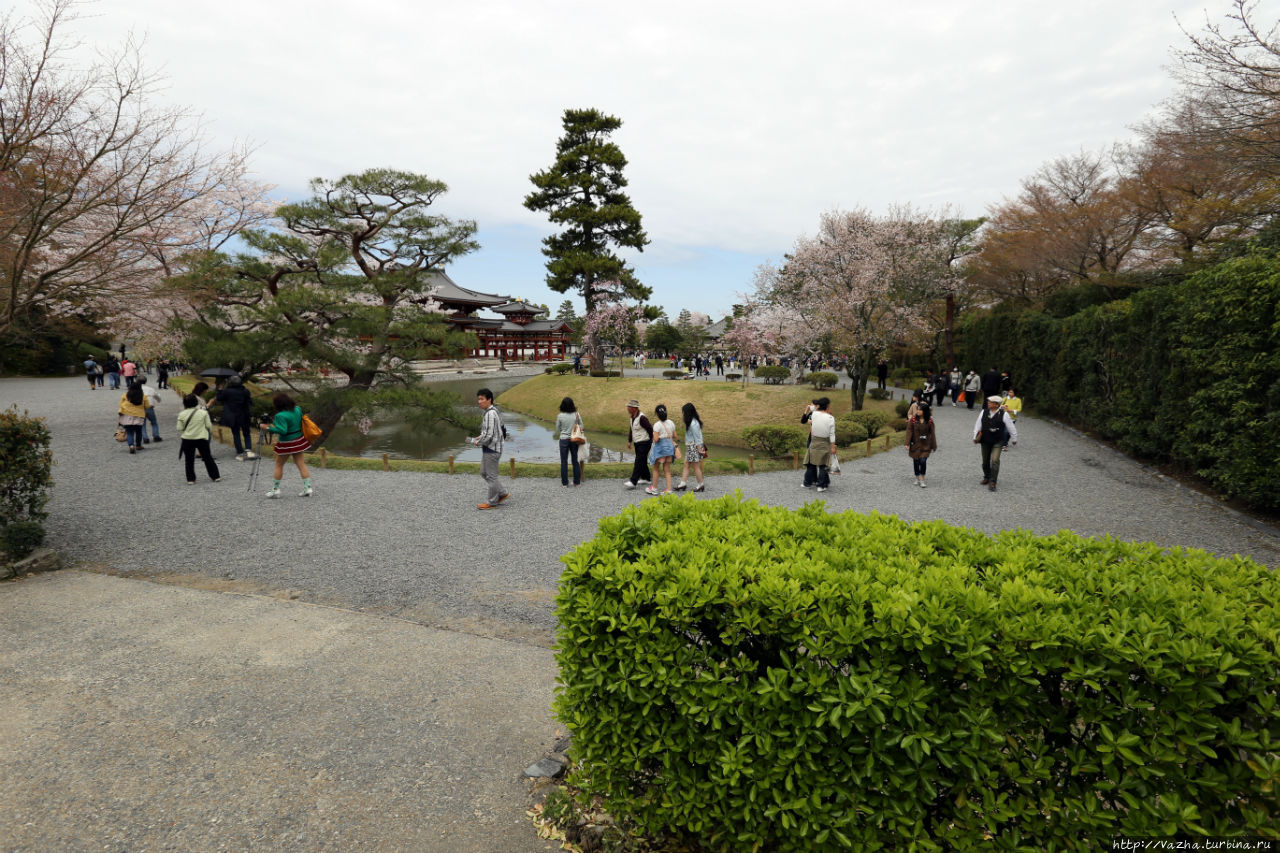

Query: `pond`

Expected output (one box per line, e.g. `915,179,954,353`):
323,375,752,464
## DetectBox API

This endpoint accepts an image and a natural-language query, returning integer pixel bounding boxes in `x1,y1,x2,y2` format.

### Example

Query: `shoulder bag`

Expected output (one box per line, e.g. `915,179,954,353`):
570,413,586,445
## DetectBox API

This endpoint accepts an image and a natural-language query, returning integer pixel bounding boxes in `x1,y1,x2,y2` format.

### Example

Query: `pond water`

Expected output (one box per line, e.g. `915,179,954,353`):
323,375,751,464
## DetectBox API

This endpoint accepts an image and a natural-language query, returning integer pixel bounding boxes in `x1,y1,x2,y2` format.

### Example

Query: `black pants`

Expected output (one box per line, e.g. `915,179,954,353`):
181,438,221,482
629,440,652,484
980,442,1003,483
913,457,928,477
966,392,977,409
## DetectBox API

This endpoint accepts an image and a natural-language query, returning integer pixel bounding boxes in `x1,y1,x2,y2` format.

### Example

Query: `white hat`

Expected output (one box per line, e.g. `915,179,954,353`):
987,395,1003,403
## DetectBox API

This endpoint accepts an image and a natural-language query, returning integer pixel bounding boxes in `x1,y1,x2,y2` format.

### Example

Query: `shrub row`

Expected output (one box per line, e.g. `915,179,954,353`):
0,407,53,560
835,411,890,445
739,425,805,456
956,251,1280,510
555,495,1280,850
544,362,575,375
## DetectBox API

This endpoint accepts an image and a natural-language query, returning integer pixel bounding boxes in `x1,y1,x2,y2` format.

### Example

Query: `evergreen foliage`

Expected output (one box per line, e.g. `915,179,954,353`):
556,495,1280,849
524,109,651,311
0,407,52,559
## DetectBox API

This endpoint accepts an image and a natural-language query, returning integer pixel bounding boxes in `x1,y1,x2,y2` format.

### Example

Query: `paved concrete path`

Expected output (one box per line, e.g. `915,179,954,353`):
2,376,1277,852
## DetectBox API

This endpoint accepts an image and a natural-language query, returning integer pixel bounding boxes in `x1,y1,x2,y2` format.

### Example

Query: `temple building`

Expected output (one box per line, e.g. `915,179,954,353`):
426,272,574,362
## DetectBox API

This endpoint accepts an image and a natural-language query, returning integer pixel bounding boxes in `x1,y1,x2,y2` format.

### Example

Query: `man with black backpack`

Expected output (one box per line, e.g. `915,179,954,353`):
973,395,1018,492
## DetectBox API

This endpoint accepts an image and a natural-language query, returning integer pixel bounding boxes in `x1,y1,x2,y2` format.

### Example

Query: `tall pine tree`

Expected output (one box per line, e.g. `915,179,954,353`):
524,108,650,317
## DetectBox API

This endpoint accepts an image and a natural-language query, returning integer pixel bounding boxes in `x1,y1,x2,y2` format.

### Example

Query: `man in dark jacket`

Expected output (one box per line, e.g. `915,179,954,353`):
981,367,1002,400
215,376,256,460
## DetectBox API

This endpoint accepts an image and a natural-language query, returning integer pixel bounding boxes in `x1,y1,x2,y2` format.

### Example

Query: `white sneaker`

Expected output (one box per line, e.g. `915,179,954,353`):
920,481,927,488
817,486,827,492
299,485,313,497
623,480,636,490
265,488,281,499
235,454,245,461
245,451,257,460
644,486,659,495
637,479,651,485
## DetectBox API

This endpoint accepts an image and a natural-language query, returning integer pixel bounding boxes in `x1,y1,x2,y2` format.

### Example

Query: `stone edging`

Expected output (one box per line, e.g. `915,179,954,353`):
1,547,61,581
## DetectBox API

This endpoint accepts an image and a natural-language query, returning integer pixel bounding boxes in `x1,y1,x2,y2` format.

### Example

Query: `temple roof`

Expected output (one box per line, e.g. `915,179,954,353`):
449,317,573,333
426,271,510,308
492,300,543,315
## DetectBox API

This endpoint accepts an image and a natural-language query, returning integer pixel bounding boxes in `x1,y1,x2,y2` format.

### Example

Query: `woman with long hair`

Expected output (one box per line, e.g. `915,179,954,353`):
905,402,938,488
116,383,151,454
258,393,313,498
555,396,583,487
645,403,678,496
675,403,706,493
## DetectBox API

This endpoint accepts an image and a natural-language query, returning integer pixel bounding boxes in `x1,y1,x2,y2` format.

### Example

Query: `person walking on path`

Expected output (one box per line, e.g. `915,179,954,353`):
84,356,99,390
802,397,837,492
1002,388,1023,449
981,367,1002,400
106,356,121,390
973,394,1018,492
876,359,888,390
259,393,313,498
675,402,707,493
555,396,583,487
216,376,256,461
140,380,164,444
963,370,981,409
116,384,151,453
470,388,510,509
645,404,678,495
176,394,221,484
157,360,170,389
949,367,963,406
623,400,652,490
905,402,938,488
121,358,137,387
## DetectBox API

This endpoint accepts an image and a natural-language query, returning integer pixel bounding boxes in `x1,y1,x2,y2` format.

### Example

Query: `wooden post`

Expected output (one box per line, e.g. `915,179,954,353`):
381,453,390,471
748,454,755,475
885,433,891,450
509,458,516,478
865,438,872,458
320,447,328,469
448,455,455,475
792,450,799,470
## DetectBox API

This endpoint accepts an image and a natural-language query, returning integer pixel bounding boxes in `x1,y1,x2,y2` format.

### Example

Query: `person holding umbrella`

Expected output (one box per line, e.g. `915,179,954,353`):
215,376,256,460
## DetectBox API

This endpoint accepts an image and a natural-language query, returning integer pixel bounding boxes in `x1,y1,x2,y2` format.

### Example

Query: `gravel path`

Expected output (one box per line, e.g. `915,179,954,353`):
5,377,1277,647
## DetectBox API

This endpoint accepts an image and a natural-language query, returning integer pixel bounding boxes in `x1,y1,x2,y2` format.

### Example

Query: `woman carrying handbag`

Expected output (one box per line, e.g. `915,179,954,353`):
556,396,585,486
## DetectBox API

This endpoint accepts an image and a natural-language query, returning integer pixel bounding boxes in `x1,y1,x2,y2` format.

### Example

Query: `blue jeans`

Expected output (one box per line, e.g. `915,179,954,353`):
559,438,581,485
123,424,144,448
108,372,120,389
145,407,160,439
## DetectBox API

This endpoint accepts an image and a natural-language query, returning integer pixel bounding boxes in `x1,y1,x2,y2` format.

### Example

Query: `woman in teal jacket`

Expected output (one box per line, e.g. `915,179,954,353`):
259,393,313,498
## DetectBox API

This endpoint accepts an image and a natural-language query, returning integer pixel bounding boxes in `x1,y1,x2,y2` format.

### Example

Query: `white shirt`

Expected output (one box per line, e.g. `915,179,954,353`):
808,410,836,444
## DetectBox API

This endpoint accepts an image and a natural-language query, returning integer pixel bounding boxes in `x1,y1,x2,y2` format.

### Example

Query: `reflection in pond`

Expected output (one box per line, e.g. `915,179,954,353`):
322,375,750,464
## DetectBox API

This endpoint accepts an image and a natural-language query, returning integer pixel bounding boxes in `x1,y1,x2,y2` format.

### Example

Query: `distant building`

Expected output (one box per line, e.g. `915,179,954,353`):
427,272,573,362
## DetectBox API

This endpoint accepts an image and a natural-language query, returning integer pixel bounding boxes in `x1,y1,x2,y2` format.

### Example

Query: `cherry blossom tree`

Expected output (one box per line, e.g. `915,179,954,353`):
757,206,959,409
0,0,267,355
580,281,640,377
718,317,776,386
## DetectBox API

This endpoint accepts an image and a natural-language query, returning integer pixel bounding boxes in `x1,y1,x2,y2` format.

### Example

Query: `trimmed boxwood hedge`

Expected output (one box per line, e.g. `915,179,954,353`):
555,495,1280,850
805,370,839,390
755,365,791,384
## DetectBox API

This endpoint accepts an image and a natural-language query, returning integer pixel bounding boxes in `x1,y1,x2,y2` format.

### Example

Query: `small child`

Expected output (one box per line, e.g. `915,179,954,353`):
176,393,221,484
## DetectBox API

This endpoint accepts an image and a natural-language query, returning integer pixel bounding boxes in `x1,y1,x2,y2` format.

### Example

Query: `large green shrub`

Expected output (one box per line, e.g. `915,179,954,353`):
866,387,892,401
739,425,805,456
889,366,916,386
556,495,1280,850
804,370,839,390
835,411,890,445
755,365,790,385
0,407,53,525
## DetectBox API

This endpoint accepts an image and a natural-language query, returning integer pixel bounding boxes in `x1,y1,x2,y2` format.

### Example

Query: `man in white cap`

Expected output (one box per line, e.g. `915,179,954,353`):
973,395,1018,492
623,400,652,489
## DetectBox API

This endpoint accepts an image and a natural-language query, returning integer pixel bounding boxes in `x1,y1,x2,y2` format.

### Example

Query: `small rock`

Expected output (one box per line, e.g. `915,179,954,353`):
552,733,572,754
523,757,565,778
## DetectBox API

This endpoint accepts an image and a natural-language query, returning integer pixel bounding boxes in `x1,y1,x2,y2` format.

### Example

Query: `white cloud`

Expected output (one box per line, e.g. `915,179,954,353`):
27,0,1274,316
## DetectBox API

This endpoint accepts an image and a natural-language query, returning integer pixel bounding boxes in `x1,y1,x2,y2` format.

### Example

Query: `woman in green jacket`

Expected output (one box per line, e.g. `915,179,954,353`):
259,393,313,498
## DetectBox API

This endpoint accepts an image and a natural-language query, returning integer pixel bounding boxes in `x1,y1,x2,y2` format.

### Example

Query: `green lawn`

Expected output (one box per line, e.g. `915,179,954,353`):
497,374,898,449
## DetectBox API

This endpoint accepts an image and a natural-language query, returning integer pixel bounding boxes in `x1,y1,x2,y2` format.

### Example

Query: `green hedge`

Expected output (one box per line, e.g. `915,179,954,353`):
755,365,791,385
889,367,916,386
835,411,890,445
957,251,1280,510
866,387,892,401
0,407,53,561
739,425,805,456
804,370,839,390
555,495,1280,850
662,369,686,379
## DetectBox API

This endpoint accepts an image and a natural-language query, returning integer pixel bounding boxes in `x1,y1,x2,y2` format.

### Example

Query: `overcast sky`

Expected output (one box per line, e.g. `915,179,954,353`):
37,0,1276,318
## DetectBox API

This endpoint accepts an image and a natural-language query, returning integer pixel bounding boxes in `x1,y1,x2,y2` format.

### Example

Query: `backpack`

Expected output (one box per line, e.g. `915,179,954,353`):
301,413,323,442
